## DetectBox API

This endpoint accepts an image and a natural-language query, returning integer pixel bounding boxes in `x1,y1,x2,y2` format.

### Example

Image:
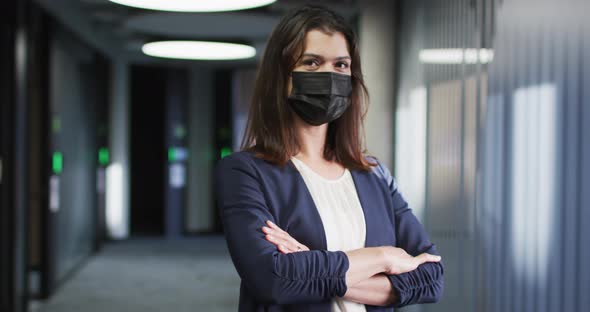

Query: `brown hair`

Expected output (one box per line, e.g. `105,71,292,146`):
240,5,376,171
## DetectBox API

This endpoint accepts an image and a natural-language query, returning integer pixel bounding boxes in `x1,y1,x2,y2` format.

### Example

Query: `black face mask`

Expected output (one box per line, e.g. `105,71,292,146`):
287,71,352,126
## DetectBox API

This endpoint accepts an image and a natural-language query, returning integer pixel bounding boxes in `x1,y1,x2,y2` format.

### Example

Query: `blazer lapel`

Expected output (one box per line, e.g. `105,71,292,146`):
282,161,394,252
350,169,396,247
284,159,329,251
350,169,378,248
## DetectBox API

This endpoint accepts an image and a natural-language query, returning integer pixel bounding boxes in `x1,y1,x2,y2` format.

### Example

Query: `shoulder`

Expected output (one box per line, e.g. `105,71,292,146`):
362,154,396,189
218,150,255,165
215,150,288,179
214,151,295,196
215,150,259,177
362,154,387,177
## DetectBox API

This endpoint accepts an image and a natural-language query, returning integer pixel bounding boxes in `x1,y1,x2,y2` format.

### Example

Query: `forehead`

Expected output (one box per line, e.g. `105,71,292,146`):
302,29,350,58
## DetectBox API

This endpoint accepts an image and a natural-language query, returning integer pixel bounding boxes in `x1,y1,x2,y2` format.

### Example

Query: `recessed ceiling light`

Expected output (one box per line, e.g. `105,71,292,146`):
108,0,277,12
142,41,256,60
419,49,494,64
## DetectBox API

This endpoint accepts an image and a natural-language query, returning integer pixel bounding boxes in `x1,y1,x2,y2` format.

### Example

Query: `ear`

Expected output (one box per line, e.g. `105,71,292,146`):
287,76,293,96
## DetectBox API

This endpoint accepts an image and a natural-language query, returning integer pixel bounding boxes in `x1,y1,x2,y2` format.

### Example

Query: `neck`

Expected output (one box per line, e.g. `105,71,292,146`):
293,115,328,162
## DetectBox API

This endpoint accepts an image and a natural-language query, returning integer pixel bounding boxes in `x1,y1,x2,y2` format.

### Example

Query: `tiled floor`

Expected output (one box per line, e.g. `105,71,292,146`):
31,236,240,312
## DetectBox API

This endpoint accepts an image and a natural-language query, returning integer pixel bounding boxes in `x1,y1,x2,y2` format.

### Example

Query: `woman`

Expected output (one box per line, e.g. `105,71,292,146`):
214,5,444,312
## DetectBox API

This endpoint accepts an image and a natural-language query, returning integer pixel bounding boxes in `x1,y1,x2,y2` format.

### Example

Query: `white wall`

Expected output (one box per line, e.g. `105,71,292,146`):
359,0,397,169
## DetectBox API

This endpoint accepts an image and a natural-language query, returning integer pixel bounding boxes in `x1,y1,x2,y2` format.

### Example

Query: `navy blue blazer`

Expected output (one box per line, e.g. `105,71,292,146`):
214,151,444,312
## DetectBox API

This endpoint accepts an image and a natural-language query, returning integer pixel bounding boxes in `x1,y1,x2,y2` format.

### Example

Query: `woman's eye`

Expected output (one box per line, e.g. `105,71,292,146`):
302,59,320,67
336,61,350,69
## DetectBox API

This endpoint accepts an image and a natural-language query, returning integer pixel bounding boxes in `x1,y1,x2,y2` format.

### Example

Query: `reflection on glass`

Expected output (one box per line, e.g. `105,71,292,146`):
511,83,556,286
419,49,494,64
395,87,427,220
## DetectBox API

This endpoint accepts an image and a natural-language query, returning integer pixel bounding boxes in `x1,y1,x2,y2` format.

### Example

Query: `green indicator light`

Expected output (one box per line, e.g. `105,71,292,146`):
220,147,232,159
52,151,63,174
98,147,109,166
168,147,177,162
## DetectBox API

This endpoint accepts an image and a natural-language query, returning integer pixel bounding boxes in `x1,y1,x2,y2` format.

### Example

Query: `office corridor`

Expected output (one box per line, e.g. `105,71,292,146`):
31,237,239,312
3,0,590,311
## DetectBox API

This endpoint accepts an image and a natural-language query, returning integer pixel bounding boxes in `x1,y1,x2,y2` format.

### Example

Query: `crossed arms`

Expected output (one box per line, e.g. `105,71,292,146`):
215,154,444,307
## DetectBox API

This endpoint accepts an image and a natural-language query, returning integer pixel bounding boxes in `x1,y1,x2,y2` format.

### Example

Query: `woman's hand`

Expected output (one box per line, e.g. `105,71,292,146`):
262,220,310,254
381,246,441,275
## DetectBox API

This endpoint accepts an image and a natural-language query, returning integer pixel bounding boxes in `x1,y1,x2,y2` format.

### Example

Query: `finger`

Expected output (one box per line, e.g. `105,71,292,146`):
279,236,300,252
268,235,308,253
265,234,280,246
277,233,307,252
415,253,429,263
416,253,442,263
266,220,286,233
278,236,300,253
277,244,293,254
270,228,291,241
280,231,290,237
294,244,309,252
283,236,301,252
264,222,304,252
426,253,442,262
288,241,301,252
266,234,295,252
265,234,282,245
276,244,287,254
262,226,286,240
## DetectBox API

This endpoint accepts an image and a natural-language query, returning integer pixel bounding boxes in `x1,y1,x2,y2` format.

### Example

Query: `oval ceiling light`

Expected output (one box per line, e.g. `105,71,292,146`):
108,0,277,12
142,41,256,61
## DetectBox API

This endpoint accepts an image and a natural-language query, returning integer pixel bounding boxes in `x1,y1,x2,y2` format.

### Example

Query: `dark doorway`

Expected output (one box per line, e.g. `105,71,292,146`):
1,1,31,311
130,65,166,236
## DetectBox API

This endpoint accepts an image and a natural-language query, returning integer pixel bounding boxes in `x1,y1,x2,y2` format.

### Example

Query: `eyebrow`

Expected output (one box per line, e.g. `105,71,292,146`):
301,53,351,61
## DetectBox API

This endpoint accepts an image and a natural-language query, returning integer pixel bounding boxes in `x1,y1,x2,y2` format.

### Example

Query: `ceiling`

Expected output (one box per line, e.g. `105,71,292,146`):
36,0,361,67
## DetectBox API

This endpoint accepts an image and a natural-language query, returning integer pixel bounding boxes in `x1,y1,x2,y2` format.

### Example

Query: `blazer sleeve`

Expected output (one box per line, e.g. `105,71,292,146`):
371,157,444,308
214,153,350,305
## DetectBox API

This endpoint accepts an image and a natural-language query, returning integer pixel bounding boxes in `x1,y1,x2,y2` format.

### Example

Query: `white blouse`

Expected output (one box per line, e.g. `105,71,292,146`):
290,156,367,312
